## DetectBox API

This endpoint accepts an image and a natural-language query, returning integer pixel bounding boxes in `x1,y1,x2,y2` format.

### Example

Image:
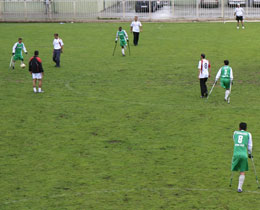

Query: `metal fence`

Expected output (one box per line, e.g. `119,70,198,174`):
1,0,260,21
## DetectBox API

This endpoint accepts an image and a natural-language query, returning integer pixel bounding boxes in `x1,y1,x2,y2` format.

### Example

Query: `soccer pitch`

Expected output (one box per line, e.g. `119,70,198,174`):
1,22,260,209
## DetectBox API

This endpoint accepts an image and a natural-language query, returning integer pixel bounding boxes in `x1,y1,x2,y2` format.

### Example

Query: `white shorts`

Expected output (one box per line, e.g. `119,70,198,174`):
32,73,43,79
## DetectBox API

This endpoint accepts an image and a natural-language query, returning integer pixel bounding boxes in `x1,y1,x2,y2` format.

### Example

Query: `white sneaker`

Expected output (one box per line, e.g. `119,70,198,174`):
242,26,245,29
38,90,44,93
237,27,239,29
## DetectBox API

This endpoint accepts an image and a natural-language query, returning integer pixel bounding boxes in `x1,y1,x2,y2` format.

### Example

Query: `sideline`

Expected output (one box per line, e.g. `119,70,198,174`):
3,186,260,205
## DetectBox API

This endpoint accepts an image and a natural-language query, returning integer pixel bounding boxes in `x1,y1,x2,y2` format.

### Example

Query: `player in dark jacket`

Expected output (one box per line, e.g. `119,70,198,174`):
29,51,44,93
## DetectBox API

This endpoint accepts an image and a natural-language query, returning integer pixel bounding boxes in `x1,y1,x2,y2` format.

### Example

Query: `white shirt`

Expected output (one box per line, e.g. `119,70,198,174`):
215,66,233,81
53,38,64,50
131,21,142,33
198,59,210,78
235,7,244,17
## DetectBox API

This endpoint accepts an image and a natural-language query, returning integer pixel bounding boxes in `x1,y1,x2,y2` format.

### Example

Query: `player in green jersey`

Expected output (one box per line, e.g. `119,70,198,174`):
115,27,129,56
11,38,28,69
232,122,253,193
215,60,233,101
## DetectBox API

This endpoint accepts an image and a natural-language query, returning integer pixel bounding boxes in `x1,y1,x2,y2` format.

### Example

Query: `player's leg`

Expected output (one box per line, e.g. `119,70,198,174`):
237,157,248,192
136,32,139,46
38,79,43,93
199,79,204,98
224,79,231,101
204,78,208,97
12,55,19,69
236,17,239,29
32,77,37,93
133,32,137,45
53,50,57,65
120,40,126,56
56,50,61,67
241,17,245,29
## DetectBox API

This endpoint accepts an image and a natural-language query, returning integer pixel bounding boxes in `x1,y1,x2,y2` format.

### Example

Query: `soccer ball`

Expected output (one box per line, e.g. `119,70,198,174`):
20,63,26,68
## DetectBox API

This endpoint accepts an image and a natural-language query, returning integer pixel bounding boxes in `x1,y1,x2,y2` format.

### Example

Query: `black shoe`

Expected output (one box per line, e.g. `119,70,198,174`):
54,65,60,67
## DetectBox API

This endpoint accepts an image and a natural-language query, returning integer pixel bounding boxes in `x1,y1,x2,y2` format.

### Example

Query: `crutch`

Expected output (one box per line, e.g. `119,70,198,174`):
251,156,260,189
207,81,217,100
9,55,14,70
112,42,117,56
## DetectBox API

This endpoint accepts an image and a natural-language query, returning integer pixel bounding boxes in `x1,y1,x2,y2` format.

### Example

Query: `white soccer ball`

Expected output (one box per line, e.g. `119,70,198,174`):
20,63,26,68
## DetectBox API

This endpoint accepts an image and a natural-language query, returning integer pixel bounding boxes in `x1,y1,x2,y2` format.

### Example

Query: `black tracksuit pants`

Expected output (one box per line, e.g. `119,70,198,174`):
133,32,140,46
200,78,208,97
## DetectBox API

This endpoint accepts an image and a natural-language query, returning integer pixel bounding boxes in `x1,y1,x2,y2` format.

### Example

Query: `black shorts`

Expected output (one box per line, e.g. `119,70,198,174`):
236,16,243,21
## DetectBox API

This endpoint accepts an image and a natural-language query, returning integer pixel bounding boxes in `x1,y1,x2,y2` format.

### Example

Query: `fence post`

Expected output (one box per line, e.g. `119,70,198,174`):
73,0,76,20
171,0,174,18
222,0,224,21
0,0,2,20
246,0,248,16
24,0,27,21
196,0,199,19
123,0,125,20
149,0,151,21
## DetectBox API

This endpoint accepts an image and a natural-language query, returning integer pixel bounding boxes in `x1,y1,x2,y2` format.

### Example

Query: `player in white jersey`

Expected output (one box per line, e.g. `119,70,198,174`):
234,4,245,29
197,53,211,98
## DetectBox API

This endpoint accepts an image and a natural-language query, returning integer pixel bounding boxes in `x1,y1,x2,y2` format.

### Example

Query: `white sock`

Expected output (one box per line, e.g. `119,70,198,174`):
33,87,37,93
225,90,230,100
122,49,125,55
38,88,42,92
238,175,245,190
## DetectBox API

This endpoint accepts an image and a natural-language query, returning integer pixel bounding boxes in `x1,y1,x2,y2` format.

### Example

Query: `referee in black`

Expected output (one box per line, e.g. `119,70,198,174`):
130,16,142,46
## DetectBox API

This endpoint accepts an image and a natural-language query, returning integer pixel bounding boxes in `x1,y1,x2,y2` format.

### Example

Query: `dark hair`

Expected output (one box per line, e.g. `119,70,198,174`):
119,26,122,31
201,53,205,59
18,38,22,41
224,60,229,65
54,33,58,36
240,122,247,130
34,50,39,56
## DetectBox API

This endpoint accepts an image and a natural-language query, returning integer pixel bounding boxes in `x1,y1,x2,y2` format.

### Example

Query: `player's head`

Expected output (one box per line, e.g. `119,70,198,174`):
134,16,138,21
201,53,205,59
239,122,247,131
237,3,240,7
119,27,122,31
54,33,59,38
34,50,39,56
18,38,22,43
224,60,229,65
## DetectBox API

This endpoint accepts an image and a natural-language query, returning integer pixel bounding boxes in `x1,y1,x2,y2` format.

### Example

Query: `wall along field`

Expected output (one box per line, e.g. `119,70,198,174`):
0,22,260,209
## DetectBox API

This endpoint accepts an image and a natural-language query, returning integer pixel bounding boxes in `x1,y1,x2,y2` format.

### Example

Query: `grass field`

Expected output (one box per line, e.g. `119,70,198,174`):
1,22,260,209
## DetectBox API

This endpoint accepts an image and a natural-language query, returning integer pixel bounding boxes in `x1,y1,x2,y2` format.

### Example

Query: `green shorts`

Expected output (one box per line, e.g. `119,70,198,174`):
220,78,231,90
120,39,127,47
231,155,248,172
13,54,24,61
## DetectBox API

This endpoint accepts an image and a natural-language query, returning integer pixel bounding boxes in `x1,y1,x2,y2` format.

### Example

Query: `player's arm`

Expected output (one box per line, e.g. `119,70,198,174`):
215,68,221,82
230,68,233,81
12,43,17,55
234,8,236,16
197,61,201,79
59,39,64,53
29,58,33,74
130,23,133,33
248,133,253,157
140,23,143,32
23,44,28,54
208,62,211,78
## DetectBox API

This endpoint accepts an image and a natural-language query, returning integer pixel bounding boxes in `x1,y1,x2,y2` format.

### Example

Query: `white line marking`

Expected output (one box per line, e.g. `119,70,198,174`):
2,187,260,205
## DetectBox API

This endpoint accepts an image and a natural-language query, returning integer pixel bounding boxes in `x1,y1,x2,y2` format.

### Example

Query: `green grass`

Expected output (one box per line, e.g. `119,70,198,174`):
1,22,260,209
